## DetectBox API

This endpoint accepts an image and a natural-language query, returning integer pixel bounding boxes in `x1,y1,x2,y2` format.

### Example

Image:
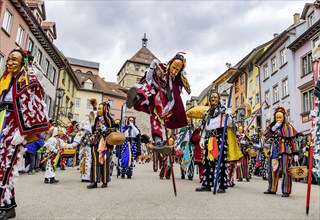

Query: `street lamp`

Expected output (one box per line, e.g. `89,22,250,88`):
55,87,65,125
237,105,246,125
220,90,229,106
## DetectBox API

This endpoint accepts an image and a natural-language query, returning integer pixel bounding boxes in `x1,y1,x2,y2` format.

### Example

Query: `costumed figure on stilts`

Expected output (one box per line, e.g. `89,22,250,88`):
159,136,175,180
126,52,191,153
120,116,141,179
0,48,49,219
87,101,116,189
175,118,194,180
263,106,300,197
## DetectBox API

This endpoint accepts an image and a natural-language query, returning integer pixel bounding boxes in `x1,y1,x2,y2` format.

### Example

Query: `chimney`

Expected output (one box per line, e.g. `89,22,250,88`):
102,77,105,81
293,13,300,25
273,33,279,38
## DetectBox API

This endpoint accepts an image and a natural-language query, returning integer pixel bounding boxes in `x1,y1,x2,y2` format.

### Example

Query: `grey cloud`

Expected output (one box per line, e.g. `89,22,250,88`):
45,0,310,98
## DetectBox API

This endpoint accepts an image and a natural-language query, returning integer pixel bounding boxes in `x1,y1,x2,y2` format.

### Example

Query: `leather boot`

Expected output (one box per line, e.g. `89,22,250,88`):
101,183,108,188
195,186,211,192
50,177,59,184
0,208,16,220
264,191,276,194
87,182,97,189
44,178,49,184
282,193,290,197
217,188,226,193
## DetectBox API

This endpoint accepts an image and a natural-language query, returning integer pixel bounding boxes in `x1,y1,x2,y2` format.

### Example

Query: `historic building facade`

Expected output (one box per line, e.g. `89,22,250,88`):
116,34,158,137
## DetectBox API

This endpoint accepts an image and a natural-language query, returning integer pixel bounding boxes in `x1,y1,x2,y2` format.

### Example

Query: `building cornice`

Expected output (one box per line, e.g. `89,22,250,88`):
288,19,320,52
11,0,64,68
256,31,289,65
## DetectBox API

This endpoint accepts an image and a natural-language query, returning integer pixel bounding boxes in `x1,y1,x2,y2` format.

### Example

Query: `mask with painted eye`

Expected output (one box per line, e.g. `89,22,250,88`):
168,137,175,146
209,92,220,108
97,104,104,116
169,59,183,77
6,51,23,76
275,112,284,124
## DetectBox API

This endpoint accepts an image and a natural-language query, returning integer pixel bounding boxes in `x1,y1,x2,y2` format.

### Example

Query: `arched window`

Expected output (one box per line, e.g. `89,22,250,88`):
86,71,93,75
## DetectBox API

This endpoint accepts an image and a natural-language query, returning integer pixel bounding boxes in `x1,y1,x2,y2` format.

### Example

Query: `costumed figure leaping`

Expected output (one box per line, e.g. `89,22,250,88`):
126,52,191,152
0,48,49,219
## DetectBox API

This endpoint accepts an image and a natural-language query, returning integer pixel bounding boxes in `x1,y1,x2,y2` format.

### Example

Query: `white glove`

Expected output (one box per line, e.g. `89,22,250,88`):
309,109,318,117
11,129,26,146
240,140,246,144
225,108,232,115
199,138,205,149
294,155,299,162
53,148,58,154
150,59,159,69
271,122,282,132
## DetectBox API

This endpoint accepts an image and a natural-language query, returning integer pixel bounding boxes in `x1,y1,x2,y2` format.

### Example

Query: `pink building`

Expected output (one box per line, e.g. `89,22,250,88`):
288,2,320,135
0,0,68,118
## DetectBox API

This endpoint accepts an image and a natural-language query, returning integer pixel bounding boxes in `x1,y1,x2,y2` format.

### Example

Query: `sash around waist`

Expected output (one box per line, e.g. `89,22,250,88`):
0,102,14,112
205,127,223,138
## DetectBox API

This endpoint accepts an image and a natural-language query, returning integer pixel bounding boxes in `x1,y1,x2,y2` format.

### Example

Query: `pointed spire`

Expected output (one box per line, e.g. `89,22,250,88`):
142,33,148,48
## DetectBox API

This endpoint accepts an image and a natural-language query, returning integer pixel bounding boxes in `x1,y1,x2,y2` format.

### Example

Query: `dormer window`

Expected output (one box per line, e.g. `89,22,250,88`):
307,11,316,27
307,11,315,27
84,79,93,89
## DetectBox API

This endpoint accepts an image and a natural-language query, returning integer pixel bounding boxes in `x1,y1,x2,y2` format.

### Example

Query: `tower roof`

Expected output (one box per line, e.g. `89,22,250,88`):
128,47,158,65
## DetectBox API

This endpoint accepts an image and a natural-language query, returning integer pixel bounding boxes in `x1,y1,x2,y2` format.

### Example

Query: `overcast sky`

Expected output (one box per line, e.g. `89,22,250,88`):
45,0,311,104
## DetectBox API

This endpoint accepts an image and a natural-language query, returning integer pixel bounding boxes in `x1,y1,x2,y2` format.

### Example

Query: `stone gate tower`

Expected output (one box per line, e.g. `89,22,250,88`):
116,33,158,139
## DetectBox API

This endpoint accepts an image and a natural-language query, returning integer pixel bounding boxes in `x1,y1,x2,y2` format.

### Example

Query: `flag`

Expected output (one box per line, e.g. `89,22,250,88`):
98,137,107,165
208,137,219,161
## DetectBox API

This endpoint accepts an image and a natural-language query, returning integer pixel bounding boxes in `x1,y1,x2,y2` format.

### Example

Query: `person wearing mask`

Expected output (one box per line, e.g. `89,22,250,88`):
175,118,195,180
126,52,191,153
120,117,141,179
87,101,115,189
195,91,234,193
263,106,300,197
0,47,49,219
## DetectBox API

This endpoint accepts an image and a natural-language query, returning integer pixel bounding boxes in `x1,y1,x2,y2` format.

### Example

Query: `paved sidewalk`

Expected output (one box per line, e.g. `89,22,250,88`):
15,163,320,219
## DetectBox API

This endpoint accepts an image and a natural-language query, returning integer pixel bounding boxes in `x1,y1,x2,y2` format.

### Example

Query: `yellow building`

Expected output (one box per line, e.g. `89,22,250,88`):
54,52,81,124
227,40,274,132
